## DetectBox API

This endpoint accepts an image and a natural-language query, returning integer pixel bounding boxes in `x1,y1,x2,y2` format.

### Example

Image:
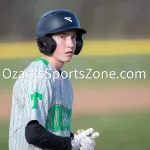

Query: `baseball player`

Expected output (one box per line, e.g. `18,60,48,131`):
9,9,99,150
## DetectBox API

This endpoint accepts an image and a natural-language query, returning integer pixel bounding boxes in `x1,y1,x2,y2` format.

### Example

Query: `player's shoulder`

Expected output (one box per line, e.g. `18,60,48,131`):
13,57,54,93
21,57,53,77
14,57,52,84
28,57,50,71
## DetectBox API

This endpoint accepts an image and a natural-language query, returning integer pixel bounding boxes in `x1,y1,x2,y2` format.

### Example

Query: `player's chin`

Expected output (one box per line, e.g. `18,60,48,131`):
64,56,73,62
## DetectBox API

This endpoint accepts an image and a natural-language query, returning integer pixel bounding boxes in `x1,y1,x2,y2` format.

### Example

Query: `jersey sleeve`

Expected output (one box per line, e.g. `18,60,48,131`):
25,65,53,127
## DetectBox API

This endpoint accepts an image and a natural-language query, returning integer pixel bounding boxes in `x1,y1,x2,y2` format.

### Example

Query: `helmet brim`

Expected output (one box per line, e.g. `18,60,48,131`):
45,26,87,35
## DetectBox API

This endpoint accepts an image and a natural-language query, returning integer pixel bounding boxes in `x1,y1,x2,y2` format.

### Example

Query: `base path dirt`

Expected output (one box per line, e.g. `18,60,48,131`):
0,85,150,119
73,85,150,115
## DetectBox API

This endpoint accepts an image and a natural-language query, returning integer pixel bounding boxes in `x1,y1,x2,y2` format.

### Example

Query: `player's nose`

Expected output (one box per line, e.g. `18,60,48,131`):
66,37,75,48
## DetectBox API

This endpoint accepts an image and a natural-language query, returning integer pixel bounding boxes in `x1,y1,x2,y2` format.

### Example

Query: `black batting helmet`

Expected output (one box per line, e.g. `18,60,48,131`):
36,9,87,55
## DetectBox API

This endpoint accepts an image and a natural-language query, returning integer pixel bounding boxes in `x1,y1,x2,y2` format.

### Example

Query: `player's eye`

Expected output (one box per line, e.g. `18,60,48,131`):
72,35,77,39
60,35,66,39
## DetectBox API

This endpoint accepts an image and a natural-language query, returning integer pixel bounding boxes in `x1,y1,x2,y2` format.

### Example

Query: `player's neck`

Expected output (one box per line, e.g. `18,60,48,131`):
42,55,64,71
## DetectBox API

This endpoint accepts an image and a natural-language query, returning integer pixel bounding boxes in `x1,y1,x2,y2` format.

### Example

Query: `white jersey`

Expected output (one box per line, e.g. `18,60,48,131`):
9,57,73,150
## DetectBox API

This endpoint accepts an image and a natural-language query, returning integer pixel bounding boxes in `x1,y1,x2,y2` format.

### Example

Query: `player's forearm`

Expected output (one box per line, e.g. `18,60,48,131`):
25,120,72,150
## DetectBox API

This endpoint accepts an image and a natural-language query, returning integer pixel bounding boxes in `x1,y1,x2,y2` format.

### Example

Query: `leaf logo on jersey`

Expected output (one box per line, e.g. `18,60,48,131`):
45,105,72,132
30,92,43,109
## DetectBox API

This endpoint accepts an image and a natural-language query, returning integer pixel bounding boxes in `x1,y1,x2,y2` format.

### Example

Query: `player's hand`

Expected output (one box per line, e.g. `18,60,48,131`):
71,128,95,150
76,128,100,139
76,128,99,150
80,135,96,150
71,134,81,150
71,132,95,150
71,128,99,150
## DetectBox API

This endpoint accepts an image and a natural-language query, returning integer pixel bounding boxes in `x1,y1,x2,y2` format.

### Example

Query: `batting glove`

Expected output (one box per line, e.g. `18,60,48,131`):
76,128,100,139
71,128,95,150
76,128,99,150
80,135,96,150
71,134,81,150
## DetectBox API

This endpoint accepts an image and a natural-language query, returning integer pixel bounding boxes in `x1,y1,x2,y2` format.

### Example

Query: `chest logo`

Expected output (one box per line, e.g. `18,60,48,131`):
30,92,43,109
45,104,72,131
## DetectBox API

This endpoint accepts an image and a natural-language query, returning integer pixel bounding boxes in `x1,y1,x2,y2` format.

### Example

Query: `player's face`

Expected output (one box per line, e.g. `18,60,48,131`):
52,30,77,63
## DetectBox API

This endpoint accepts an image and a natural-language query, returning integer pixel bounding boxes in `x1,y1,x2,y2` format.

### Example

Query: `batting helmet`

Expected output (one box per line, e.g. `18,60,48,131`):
36,9,87,55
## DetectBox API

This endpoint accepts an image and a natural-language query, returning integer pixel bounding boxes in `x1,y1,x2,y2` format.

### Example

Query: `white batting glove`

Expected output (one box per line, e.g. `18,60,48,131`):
80,135,96,150
76,128,99,150
76,128,100,139
71,128,99,150
71,128,95,150
71,132,95,150
71,134,81,150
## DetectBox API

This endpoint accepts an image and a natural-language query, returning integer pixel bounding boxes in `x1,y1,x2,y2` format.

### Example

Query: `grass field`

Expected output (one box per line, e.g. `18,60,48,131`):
72,112,150,150
1,39,150,59
2,111,150,150
0,55,150,90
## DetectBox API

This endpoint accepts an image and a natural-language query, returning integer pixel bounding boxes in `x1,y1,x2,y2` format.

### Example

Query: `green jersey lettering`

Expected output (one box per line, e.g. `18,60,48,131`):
45,105,71,132
30,92,43,109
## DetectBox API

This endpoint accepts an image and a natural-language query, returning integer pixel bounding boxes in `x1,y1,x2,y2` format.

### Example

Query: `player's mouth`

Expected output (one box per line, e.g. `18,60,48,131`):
65,51,73,56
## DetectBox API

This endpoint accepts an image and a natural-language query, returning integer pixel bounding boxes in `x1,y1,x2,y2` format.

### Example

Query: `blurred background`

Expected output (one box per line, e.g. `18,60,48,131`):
0,0,150,149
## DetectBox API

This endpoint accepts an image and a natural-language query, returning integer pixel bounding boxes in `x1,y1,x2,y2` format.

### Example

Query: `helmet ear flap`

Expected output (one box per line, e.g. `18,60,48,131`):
74,35,83,55
36,36,57,55
36,38,44,48
36,37,47,54
45,35,57,54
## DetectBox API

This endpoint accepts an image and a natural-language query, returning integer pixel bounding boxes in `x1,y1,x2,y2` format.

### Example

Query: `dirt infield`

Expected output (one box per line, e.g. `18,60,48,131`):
73,85,150,115
0,85,150,119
